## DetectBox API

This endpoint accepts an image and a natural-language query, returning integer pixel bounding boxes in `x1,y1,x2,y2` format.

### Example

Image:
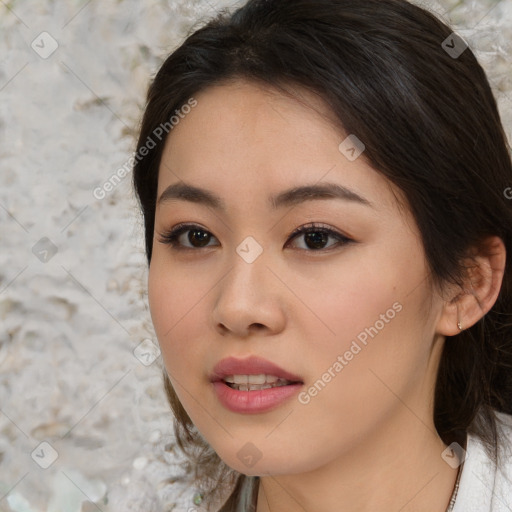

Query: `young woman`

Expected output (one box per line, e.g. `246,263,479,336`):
132,0,512,510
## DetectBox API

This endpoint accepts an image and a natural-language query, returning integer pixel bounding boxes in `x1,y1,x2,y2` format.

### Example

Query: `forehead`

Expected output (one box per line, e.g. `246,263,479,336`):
160,79,343,161
156,79,406,216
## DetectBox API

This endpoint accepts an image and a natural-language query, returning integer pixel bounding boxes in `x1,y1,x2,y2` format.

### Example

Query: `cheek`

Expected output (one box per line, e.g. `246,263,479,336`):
289,292,431,466
297,243,432,406
147,257,207,371
147,258,216,425
295,250,405,348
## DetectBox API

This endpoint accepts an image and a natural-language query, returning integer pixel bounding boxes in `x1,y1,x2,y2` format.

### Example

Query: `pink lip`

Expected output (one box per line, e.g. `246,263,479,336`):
210,356,303,414
210,355,303,383
212,381,303,414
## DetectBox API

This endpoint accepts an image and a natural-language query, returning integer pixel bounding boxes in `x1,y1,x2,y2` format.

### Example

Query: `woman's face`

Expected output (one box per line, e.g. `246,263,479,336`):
148,80,447,475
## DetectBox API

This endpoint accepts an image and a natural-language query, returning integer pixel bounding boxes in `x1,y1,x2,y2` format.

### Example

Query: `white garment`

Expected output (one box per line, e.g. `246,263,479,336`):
453,411,512,512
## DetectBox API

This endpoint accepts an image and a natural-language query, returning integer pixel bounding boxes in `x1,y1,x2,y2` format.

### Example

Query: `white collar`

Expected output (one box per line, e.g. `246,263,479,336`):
452,412,512,512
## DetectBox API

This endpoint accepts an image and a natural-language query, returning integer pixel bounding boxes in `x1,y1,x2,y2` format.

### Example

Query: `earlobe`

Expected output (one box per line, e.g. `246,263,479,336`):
436,291,467,337
436,236,506,337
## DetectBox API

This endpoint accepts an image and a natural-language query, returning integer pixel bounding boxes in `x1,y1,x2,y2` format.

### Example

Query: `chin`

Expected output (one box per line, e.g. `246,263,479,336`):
220,454,305,477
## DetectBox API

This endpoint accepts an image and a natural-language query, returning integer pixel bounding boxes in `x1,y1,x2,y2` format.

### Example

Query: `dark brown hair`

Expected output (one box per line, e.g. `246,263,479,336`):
133,0,512,509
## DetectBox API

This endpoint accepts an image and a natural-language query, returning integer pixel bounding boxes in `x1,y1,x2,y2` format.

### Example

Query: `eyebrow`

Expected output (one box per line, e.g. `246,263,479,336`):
157,181,373,210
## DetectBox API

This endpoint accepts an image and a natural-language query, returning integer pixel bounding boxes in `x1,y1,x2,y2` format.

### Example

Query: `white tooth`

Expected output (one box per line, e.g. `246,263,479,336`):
248,384,264,391
228,376,296,391
231,381,291,391
247,374,266,385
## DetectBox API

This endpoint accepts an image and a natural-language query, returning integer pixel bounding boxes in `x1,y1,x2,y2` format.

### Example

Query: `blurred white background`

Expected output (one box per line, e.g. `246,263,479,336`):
0,0,511,511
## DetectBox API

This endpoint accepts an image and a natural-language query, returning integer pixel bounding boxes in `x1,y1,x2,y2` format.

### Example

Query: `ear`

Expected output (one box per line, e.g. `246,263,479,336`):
436,235,507,336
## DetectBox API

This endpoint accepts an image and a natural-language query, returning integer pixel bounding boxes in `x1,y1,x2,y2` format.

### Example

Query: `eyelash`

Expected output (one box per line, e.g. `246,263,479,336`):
157,222,353,252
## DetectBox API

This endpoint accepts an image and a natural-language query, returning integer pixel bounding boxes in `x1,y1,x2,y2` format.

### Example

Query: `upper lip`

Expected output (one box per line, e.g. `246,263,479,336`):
210,356,303,383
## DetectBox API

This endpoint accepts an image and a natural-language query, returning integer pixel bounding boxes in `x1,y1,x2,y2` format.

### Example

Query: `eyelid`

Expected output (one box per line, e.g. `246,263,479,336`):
286,222,352,245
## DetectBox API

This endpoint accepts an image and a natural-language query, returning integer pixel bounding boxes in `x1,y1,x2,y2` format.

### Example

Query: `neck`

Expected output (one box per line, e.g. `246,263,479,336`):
255,409,460,512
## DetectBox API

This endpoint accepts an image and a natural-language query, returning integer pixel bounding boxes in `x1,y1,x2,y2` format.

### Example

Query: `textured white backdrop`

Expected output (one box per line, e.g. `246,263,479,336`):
0,1,511,511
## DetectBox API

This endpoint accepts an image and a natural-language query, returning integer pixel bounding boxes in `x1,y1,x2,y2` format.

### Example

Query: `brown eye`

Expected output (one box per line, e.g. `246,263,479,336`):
158,224,219,249
187,229,212,247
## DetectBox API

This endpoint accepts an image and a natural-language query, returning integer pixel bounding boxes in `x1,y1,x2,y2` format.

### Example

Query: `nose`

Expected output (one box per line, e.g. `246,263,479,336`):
211,248,286,338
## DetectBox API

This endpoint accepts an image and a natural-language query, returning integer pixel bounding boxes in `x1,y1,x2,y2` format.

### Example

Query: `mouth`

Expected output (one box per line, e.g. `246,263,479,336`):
210,355,304,413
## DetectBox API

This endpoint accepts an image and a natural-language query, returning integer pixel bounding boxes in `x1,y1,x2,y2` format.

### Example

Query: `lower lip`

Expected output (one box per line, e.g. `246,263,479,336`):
212,381,303,414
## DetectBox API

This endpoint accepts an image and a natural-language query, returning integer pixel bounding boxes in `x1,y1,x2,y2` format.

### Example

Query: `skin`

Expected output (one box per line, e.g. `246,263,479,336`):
147,79,506,511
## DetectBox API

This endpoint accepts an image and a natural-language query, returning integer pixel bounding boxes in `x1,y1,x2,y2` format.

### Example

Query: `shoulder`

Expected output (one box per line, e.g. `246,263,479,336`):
453,410,512,512
495,410,512,477
495,409,512,436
